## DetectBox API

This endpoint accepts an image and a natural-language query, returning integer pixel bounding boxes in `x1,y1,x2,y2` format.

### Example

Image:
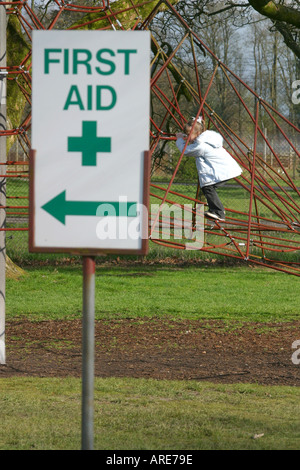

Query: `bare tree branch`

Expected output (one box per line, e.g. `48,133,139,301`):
207,3,248,17
274,20,300,58
247,1,300,58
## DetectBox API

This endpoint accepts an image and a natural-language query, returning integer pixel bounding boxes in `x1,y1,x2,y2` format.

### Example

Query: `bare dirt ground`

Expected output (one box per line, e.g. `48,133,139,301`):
1,318,300,386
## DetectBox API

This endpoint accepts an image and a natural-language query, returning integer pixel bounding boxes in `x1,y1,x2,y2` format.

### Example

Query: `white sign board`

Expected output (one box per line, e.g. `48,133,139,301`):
30,30,150,254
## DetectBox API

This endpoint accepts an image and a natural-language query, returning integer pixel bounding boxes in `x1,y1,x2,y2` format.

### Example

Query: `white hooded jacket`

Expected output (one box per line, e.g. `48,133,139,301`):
176,130,242,187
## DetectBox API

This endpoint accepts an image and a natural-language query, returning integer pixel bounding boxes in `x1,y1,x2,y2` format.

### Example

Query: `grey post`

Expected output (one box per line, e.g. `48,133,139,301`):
81,256,96,450
0,3,7,365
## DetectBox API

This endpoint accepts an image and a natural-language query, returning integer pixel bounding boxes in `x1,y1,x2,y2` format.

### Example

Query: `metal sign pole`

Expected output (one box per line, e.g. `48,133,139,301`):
81,255,96,450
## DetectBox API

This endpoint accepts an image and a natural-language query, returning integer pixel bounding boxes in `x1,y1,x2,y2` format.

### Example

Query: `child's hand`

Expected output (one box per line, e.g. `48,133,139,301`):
176,132,186,139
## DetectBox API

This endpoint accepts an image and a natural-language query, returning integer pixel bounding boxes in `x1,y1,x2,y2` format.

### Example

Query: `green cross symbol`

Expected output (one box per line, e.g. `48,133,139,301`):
68,121,111,166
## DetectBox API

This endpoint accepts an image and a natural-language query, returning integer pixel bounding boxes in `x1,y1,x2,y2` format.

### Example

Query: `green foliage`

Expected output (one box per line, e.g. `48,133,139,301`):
73,0,179,30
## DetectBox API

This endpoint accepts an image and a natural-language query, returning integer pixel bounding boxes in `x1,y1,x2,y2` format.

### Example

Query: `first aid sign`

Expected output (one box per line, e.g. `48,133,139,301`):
30,30,150,254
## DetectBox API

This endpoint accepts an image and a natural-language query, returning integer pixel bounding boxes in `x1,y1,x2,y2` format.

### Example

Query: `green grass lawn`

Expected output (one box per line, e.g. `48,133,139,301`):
3,262,300,450
6,264,300,323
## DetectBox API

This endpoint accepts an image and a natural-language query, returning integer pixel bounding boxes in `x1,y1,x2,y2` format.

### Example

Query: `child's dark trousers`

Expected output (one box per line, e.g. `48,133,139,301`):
202,180,228,219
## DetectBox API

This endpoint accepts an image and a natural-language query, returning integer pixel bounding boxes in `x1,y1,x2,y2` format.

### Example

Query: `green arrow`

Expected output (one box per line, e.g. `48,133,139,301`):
41,191,137,225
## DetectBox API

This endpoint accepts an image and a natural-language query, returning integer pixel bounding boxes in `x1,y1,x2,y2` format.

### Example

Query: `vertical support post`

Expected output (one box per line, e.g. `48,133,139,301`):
246,99,259,260
81,256,96,450
263,127,267,172
0,3,7,365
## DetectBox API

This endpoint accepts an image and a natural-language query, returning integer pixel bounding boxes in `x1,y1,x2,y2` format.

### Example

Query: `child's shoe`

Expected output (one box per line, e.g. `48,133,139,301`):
205,211,225,222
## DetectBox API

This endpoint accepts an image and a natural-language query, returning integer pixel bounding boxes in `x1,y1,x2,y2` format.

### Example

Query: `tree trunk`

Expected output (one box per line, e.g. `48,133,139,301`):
6,14,30,152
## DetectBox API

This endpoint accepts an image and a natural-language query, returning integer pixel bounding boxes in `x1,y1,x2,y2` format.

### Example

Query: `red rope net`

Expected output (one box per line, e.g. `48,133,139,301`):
0,0,299,275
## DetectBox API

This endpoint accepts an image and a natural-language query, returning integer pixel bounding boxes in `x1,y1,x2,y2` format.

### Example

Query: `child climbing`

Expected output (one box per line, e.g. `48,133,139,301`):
176,117,242,222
